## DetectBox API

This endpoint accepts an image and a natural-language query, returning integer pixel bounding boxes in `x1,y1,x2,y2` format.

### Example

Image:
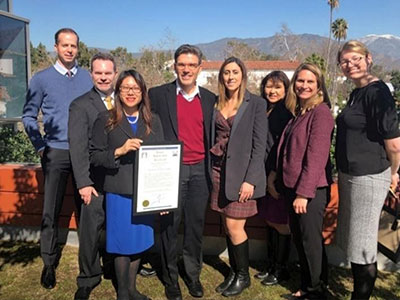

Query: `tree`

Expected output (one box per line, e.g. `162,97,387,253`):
271,24,302,61
224,41,270,61
305,53,326,73
77,41,98,69
326,0,339,69
390,70,400,103
330,18,348,110
110,47,136,71
332,18,348,46
30,42,52,74
135,48,174,88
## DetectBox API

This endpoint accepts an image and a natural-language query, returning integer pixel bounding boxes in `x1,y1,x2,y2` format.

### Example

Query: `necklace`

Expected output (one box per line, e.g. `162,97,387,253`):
126,114,139,124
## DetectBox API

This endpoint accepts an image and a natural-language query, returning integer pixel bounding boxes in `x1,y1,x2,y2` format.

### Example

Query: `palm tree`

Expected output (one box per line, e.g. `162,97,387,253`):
326,0,339,70
332,18,348,46
330,17,348,112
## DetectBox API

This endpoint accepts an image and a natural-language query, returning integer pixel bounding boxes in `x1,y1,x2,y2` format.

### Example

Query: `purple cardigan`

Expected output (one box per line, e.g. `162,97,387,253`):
277,103,334,198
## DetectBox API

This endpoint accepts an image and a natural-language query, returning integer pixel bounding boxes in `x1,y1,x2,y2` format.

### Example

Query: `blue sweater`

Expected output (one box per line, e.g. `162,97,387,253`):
23,66,92,151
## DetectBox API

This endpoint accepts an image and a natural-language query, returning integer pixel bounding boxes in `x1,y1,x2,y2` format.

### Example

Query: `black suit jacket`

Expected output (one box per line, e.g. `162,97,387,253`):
68,88,108,191
90,111,164,195
212,91,269,200
148,81,216,181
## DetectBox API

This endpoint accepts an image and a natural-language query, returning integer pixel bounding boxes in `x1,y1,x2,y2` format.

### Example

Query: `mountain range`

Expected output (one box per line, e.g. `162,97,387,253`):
193,33,400,70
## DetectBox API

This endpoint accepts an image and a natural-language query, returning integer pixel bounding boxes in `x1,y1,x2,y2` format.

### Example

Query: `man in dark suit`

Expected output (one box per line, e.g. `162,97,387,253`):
149,44,216,300
68,53,117,300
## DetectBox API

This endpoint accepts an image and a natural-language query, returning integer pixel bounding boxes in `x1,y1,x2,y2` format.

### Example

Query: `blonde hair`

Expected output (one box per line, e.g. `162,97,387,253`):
217,57,247,111
337,40,371,64
285,63,330,116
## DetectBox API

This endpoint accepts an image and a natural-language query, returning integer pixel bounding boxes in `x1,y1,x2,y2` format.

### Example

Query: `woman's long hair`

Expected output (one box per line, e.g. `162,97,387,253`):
260,71,290,112
216,57,247,111
106,70,153,135
285,63,330,116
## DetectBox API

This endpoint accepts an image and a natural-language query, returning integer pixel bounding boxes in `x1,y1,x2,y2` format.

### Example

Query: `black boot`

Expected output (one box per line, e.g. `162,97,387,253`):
351,262,377,300
222,240,250,297
262,233,291,286
254,226,276,280
216,237,236,293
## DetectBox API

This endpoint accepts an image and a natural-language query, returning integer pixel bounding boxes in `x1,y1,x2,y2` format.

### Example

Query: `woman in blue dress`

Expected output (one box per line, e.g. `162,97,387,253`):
90,70,164,300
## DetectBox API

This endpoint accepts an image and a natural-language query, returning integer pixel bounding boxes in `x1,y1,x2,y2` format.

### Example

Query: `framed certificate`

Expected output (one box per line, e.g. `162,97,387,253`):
133,142,182,215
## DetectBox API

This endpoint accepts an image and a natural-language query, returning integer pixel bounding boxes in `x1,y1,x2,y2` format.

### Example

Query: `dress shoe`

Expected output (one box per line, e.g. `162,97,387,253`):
40,265,56,289
138,266,156,277
187,280,204,298
254,269,270,280
261,266,290,286
74,286,93,300
165,284,182,300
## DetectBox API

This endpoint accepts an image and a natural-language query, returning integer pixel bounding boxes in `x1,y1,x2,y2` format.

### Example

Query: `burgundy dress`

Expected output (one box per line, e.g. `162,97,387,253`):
210,111,258,218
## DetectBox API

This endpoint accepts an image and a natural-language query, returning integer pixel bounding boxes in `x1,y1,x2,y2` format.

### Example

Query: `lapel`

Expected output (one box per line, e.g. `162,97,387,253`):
285,109,311,141
166,82,179,137
230,90,250,137
118,115,135,139
117,114,146,140
89,88,108,113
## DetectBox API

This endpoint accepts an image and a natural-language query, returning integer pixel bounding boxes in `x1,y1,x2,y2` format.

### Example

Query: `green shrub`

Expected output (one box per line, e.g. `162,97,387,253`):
0,126,40,163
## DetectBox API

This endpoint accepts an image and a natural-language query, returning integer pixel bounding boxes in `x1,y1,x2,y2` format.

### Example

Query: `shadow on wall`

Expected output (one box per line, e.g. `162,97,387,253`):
0,164,78,266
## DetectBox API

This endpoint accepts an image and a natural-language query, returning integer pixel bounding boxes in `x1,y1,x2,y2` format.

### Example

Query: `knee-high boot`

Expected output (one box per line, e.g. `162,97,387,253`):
216,236,236,293
254,226,276,280
222,239,250,297
351,262,377,300
262,233,291,286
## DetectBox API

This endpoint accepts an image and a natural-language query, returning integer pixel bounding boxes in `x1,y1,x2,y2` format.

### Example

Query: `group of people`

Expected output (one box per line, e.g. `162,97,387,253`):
22,27,400,300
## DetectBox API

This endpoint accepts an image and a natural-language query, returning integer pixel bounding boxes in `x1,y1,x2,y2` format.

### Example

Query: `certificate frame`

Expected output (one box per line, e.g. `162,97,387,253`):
133,141,182,216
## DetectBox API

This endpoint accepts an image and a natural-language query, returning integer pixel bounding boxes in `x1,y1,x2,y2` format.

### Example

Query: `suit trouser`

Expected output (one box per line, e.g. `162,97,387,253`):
40,147,81,266
286,187,329,291
160,160,210,286
77,193,105,288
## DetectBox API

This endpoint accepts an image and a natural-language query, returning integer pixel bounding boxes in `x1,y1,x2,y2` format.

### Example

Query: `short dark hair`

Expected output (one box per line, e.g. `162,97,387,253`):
174,44,203,64
90,52,117,72
54,28,79,45
260,71,290,100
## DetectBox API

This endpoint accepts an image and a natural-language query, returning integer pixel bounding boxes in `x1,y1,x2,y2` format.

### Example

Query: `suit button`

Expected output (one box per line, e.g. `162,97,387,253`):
227,155,230,159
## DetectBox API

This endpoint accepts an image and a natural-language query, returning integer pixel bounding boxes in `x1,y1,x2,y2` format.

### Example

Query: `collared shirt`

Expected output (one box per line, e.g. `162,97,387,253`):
95,88,115,108
176,81,201,102
54,60,78,77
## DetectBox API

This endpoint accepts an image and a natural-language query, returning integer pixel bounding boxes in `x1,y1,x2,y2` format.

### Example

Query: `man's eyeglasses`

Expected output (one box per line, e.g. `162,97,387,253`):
339,56,364,67
175,63,200,70
120,86,142,94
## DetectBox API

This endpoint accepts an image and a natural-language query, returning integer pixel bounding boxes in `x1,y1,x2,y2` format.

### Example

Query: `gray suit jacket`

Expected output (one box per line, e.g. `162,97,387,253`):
68,88,108,191
212,91,269,200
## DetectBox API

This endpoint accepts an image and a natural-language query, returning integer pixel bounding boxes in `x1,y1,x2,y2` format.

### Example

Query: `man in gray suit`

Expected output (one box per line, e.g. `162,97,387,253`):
68,53,117,300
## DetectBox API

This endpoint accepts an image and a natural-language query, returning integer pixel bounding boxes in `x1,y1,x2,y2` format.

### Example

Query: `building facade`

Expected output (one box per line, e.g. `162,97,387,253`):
0,0,30,120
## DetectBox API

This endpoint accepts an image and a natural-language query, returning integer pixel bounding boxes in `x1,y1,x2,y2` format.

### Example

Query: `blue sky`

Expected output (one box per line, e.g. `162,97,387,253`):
12,0,400,52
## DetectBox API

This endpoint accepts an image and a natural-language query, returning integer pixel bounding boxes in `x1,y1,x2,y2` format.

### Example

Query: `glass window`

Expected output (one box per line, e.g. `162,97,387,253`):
0,0,9,12
0,14,28,118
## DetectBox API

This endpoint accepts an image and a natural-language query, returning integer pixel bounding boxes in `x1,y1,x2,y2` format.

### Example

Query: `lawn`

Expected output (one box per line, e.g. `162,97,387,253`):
0,241,399,300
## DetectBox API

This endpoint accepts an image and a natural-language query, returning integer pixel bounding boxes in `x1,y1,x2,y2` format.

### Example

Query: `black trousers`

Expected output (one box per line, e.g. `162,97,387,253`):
160,160,210,286
76,192,106,288
286,187,329,291
40,147,81,266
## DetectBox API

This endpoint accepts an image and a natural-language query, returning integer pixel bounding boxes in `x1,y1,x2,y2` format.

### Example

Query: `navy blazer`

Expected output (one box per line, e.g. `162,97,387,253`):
212,91,269,200
90,111,164,195
277,103,334,199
